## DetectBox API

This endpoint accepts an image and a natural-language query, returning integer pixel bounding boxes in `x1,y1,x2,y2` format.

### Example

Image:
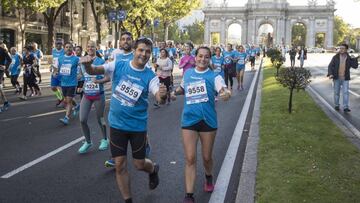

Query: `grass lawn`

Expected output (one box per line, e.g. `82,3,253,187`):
255,64,360,203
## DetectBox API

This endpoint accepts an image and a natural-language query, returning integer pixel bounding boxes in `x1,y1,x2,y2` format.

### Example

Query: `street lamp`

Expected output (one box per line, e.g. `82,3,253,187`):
66,0,79,41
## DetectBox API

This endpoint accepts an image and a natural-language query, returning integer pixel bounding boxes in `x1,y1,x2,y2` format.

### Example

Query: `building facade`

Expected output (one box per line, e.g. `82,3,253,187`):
203,0,336,48
0,0,108,53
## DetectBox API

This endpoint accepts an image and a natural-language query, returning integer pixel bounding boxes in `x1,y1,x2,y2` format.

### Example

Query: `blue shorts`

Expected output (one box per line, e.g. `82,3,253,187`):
236,66,245,72
51,75,61,87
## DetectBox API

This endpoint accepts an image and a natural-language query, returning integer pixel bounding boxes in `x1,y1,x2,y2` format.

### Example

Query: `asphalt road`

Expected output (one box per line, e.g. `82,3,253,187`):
0,63,259,203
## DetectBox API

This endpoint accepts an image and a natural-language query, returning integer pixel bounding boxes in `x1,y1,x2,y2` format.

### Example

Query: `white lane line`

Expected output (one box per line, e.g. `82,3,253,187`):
209,61,261,203
1,93,112,122
349,90,360,97
28,109,66,118
0,116,27,122
307,86,360,139
1,137,84,179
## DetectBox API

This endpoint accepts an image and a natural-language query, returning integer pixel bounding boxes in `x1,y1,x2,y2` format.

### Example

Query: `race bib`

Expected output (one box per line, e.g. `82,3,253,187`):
84,78,100,94
60,64,71,76
185,80,208,105
112,80,144,107
238,59,245,65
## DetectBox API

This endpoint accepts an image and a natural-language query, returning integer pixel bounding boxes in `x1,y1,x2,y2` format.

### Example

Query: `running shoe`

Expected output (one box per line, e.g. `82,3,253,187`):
2,102,10,111
104,159,115,167
98,139,109,151
59,116,69,125
183,196,195,203
153,102,160,109
149,163,159,190
204,180,215,193
78,141,92,154
72,104,80,117
56,99,64,108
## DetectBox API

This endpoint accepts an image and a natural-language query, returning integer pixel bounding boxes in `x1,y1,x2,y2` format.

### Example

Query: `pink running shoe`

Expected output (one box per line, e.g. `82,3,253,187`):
204,182,214,193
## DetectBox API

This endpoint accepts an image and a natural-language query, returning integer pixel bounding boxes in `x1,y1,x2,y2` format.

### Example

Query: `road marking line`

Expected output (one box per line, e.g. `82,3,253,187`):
28,109,66,118
0,116,27,122
1,137,84,179
349,90,360,97
209,60,261,203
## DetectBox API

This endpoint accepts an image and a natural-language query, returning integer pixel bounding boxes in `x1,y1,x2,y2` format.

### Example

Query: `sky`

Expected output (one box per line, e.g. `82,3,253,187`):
210,0,360,28
179,0,360,28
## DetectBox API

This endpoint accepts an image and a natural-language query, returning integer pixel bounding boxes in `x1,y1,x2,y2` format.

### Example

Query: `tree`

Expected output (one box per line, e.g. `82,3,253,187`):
88,0,104,44
41,0,68,54
184,20,204,45
120,0,162,38
1,0,36,48
276,67,312,113
2,0,68,54
315,33,325,48
157,0,201,41
292,23,306,47
333,15,351,46
266,48,284,76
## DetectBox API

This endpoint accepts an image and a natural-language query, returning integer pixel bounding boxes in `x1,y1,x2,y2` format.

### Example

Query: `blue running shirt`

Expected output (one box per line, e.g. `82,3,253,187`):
106,60,159,132
58,55,79,87
181,68,226,128
82,57,105,96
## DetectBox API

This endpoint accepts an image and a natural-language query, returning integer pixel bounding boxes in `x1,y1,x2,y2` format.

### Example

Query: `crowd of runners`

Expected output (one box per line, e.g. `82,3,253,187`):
0,32,263,203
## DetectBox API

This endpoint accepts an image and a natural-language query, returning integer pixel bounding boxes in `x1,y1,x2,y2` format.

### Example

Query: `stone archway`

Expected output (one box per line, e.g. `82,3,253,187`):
227,23,242,45
258,23,274,47
203,0,335,48
291,22,307,47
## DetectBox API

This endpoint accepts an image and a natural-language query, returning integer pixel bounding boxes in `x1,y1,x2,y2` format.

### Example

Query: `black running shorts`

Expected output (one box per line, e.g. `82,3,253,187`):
182,120,217,132
61,86,76,97
110,127,147,159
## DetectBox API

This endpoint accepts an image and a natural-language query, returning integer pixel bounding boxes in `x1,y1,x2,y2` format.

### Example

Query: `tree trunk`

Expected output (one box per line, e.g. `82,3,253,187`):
47,20,55,54
96,21,101,44
288,88,293,113
164,22,169,41
21,31,25,48
89,0,102,44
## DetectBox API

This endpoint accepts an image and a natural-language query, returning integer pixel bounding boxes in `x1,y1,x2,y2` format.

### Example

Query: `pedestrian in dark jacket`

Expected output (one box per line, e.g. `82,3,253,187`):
328,43,359,112
298,46,307,68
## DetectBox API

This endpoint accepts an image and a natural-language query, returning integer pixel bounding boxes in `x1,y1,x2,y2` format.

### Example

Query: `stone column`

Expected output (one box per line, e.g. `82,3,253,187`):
281,17,286,45
220,17,226,45
356,37,360,52
247,17,256,44
308,17,315,48
326,16,334,48
285,17,291,46
204,17,210,45
242,19,248,45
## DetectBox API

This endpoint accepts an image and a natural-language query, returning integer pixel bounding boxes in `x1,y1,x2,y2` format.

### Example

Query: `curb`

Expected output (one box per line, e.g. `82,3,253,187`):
235,61,263,203
307,86,360,149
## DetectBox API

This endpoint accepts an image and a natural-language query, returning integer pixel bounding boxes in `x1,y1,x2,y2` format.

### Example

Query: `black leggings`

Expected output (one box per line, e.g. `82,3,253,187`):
224,67,233,88
23,75,40,96
10,75,20,87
